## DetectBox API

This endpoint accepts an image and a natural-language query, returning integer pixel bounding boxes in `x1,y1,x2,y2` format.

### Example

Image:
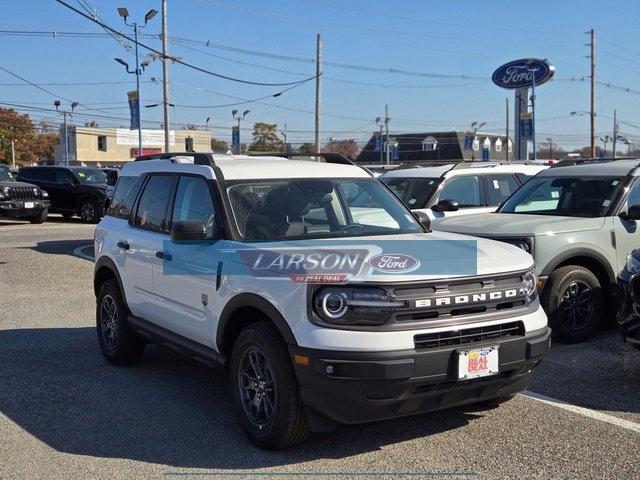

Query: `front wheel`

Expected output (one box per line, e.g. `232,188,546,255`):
79,198,101,223
28,209,48,224
541,265,603,343
230,322,309,450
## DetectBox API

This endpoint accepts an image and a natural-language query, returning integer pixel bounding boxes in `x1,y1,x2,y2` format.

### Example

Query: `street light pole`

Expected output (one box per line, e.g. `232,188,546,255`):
232,109,250,154
54,100,78,166
384,104,390,165
375,117,383,164
161,0,170,152
546,137,553,160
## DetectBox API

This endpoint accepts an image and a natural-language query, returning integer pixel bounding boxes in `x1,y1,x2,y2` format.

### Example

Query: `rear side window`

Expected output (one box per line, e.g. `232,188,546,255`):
20,168,55,182
485,174,520,206
108,176,143,219
436,175,482,207
133,175,175,233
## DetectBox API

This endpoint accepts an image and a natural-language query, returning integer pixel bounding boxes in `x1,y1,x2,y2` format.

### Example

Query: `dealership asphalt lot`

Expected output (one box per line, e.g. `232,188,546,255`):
1,217,640,479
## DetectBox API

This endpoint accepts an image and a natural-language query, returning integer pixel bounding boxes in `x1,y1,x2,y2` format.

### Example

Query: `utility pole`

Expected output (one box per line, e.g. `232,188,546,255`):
314,33,322,154
589,28,596,158
161,0,170,152
375,117,383,164
546,137,553,160
10,140,15,168
280,123,288,153
612,109,618,159
384,104,390,165
505,98,509,162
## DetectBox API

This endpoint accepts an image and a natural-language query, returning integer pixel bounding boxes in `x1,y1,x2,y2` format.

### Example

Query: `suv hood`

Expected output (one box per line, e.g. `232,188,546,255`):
225,231,533,283
434,212,605,236
0,180,39,189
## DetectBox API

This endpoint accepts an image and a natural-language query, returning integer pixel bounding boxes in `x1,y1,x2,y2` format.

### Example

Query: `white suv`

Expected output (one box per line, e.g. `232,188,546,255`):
381,162,548,225
93,152,550,449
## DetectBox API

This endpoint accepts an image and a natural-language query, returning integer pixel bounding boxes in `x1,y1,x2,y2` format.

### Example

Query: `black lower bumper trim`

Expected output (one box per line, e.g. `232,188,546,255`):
290,326,550,427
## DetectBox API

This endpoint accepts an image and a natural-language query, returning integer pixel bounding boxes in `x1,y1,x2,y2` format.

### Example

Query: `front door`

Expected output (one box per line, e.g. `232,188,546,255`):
613,178,640,272
153,175,220,346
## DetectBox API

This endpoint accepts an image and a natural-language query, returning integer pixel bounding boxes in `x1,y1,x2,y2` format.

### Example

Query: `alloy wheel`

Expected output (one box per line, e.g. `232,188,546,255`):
558,280,594,331
238,346,277,429
81,202,95,222
100,294,119,351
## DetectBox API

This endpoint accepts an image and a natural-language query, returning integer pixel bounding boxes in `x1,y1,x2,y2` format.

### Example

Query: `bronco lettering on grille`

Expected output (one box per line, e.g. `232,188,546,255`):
414,289,518,308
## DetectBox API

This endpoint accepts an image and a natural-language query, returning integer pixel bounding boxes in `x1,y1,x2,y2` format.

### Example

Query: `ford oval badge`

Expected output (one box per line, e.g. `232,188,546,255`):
368,253,419,273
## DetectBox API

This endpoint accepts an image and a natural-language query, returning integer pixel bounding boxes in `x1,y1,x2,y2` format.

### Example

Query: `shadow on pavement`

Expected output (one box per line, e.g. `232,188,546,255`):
0,327,481,468
530,330,640,414
26,240,94,261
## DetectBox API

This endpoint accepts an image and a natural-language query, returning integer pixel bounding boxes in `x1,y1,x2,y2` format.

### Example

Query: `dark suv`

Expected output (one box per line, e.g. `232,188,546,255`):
0,164,50,224
18,166,108,223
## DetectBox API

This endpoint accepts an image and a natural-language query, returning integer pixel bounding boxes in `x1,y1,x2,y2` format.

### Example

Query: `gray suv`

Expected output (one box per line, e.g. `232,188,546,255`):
433,159,640,343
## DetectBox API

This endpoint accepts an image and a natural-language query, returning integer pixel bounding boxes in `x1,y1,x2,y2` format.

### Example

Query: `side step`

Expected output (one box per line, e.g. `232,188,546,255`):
128,315,225,368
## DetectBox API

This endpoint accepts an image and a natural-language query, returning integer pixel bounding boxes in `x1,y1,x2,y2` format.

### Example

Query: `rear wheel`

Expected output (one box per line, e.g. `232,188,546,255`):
79,198,101,223
230,322,309,449
96,279,145,365
541,265,603,343
28,209,48,224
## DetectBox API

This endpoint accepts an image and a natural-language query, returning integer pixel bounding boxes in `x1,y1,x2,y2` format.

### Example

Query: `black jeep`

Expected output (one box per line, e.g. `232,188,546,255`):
0,164,50,224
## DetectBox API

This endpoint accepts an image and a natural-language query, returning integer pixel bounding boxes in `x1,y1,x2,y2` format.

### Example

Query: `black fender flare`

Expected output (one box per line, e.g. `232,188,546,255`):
216,293,298,353
94,256,128,305
540,248,616,285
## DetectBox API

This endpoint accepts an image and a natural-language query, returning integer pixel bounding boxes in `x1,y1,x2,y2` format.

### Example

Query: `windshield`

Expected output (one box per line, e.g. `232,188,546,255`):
380,176,441,209
73,168,107,184
499,176,624,217
226,178,423,241
0,165,12,180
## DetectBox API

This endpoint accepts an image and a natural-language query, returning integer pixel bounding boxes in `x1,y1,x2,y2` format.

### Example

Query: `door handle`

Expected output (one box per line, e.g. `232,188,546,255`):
117,241,130,251
156,251,172,261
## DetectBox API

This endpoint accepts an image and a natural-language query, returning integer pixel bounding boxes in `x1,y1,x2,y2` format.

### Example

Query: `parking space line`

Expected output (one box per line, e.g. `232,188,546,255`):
72,244,94,261
522,390,640,434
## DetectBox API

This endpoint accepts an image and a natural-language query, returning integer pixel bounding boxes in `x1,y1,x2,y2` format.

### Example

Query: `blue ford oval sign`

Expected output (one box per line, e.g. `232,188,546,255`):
368,253,419,273
492,58,555,89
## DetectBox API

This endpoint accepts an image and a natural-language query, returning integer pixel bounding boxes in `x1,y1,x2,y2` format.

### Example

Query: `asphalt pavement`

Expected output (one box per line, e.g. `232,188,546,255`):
1,216,639,479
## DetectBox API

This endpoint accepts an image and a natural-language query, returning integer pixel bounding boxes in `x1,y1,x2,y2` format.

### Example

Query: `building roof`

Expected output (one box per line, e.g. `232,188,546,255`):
541,159,640,177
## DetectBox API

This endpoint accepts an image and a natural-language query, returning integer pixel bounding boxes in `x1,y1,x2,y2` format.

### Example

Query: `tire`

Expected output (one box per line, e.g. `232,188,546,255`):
96,278,145,365
79,197,101,224
230,322,309,450
62,212,74,220
541,265,603,343
28,208,48,224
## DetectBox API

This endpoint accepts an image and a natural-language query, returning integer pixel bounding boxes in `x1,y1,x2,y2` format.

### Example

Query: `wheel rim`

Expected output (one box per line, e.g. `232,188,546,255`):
238,346,276,429
81,202,95,221
100,294,119,351
558,280,594,331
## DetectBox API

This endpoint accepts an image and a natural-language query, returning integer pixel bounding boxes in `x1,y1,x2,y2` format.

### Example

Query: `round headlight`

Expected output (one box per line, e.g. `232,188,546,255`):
321,292,348,319
33,187,39,196
41,189,49,198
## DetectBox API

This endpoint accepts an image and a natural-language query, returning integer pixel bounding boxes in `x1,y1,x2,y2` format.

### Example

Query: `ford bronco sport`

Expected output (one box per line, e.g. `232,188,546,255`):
433,158,640,343
93,152,550,449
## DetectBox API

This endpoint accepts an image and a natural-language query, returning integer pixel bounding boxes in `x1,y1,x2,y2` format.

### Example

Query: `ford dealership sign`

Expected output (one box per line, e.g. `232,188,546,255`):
492,59,555,89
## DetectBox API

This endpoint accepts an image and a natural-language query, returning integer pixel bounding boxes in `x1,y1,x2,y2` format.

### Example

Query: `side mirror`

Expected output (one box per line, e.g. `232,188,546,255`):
170,220,208,241
431,199,459,212
620,204,640,221
411,210,431,231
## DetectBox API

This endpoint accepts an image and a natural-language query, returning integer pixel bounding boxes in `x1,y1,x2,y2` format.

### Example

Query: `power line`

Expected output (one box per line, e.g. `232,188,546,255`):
54,0,317,87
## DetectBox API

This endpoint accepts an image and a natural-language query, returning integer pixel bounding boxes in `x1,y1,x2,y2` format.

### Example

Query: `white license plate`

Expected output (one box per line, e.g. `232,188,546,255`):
457,346,500,380
24,202,34,209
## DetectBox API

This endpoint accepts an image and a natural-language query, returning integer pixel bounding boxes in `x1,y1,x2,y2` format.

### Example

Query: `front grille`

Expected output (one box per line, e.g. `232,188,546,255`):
8,186,38,201
384,270,531,328
414,321,525,349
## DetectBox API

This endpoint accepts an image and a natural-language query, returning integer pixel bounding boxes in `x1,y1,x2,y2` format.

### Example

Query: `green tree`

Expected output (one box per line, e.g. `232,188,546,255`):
297,143,315,154
249,122,283,152
211,138,229,152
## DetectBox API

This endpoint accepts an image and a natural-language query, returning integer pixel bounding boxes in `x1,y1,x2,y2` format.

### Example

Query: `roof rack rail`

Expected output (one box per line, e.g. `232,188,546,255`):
133,152,223,179
551,156,639,167
248,152,355,166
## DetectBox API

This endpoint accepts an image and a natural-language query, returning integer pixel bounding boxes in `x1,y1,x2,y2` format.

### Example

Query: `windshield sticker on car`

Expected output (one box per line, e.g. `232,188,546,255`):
603,199,611,207
493,180,500,189
77,172,86,178
409,198,416,205
551,191,559,198
612,180,619,186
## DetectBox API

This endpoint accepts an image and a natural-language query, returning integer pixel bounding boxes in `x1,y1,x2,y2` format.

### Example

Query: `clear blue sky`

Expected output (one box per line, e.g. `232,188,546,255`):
2,0,640,150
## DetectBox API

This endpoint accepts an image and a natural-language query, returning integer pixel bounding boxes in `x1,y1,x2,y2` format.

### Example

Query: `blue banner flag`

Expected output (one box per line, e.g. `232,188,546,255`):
127,90,139,131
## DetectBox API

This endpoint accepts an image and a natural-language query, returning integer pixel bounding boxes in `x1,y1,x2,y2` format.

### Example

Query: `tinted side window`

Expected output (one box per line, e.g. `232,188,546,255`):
108,176,143,219
437,176,482,207
21,168,55,182
56,169,76,184
171,176,217,237
625,179,640,208
133,175,175,233
485,174,520,206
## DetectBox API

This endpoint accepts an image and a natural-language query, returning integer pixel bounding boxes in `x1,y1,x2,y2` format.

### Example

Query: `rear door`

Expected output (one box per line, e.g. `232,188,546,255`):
483,174,521,211
153,174,220,344
123,174,177,325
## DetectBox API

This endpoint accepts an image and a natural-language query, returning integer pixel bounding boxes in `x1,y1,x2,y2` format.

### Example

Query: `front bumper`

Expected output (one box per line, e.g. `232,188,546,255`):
0,199,50,218
290,326,551,427
616,271,640,346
